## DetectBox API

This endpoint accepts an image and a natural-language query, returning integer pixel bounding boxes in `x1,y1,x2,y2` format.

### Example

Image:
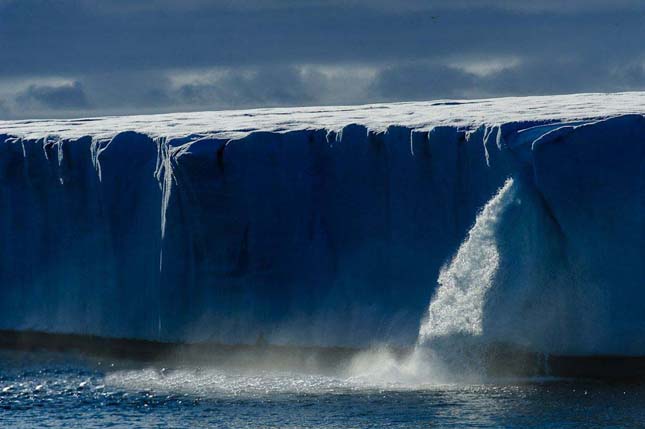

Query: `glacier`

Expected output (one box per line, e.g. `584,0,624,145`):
0,92,643,355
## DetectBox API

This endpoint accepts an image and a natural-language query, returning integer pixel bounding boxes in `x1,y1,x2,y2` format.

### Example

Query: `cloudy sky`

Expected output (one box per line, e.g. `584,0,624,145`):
0,0,644,119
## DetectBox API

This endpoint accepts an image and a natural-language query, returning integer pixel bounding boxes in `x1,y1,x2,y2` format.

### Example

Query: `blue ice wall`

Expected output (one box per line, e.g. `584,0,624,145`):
477,115,645,355
0,115,642,351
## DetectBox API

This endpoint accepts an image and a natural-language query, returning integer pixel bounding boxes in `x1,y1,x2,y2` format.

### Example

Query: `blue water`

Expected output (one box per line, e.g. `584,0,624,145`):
1,351,644,428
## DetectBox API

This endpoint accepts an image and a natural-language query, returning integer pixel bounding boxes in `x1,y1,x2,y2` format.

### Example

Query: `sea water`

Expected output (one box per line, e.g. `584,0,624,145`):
1,350,644,429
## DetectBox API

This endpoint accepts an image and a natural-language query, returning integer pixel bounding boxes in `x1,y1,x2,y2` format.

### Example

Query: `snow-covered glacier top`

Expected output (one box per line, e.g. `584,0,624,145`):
1,92,644,140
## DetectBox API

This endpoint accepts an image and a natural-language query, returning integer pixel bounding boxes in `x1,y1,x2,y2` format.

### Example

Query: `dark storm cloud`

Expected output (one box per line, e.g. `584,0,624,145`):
0,99,10,117
371,63,478,101
15,81,90,110
1,0,642,75
482,58,645,96
371,58,645,101
0,0,643,119
80,71,174,110
176,66,317,108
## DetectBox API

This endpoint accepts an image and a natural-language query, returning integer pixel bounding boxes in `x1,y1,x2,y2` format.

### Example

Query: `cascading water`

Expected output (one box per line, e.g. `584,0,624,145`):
417,178,517,343
413,178,522,381
348,179,524,384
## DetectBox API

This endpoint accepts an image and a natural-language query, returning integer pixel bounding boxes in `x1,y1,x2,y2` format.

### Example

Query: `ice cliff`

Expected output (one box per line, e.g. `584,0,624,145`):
0,92,643,354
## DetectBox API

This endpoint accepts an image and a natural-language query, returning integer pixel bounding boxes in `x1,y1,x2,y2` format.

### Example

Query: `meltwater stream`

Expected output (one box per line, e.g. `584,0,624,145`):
347,178,524,384
418,178,516,343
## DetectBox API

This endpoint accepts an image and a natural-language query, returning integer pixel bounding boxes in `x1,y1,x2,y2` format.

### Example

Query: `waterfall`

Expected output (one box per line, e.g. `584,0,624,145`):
417,178,517,344
348,179,523,384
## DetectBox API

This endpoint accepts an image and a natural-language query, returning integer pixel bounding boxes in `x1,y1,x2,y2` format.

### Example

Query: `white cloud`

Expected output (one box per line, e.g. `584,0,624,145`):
446,57,522,77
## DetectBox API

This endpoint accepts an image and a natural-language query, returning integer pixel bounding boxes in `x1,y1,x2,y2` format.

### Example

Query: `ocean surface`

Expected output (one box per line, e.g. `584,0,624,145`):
1,350,644,428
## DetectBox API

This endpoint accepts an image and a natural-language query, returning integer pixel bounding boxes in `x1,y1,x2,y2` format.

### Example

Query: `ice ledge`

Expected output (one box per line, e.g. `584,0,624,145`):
1,92,644,141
